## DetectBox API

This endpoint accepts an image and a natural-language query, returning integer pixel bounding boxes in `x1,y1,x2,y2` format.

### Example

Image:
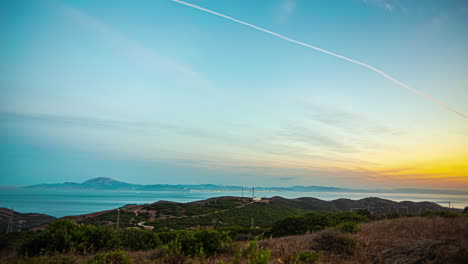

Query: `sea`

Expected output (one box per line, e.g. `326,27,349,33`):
1,188,467,217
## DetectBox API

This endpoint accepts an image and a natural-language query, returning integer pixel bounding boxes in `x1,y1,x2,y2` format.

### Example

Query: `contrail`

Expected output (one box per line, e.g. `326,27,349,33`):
170,0,467,119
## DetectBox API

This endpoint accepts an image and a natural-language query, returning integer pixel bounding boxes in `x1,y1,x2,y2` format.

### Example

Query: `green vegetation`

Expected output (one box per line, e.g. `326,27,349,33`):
149,201,312,230
335,221,360,233
283,250,321,264
269,211,367,237
421,210,459,218
17,219,230,257
2,197,464,264
82,251,133,264
243,240,271,264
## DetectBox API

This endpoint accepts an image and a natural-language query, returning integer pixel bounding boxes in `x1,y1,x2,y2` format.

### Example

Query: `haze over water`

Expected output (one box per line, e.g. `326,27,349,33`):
1,188,467,217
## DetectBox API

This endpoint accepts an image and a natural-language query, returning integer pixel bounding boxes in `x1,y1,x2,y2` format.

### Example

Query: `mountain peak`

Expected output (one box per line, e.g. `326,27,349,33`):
82,177,125,186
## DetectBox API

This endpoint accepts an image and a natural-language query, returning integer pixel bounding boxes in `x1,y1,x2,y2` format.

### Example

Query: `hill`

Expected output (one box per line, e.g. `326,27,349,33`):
65,196,456,230
0,208,55,232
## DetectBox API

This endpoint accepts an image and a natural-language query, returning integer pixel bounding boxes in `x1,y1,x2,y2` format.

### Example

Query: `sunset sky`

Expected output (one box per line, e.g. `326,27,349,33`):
1,0,467,189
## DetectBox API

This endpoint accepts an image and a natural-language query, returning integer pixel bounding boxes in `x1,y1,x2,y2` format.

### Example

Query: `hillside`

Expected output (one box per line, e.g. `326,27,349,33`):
0,208,55,232
65,196,456,230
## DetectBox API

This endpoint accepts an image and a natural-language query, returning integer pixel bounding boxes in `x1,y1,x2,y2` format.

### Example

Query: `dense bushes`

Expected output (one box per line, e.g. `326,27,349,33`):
421,211,459,218
219,225,267,241
158,229,232,257
19,220,136,256
270,211,367,237
18,219,230,257
335,221,360,233
119,229,161,251
240,240,271,264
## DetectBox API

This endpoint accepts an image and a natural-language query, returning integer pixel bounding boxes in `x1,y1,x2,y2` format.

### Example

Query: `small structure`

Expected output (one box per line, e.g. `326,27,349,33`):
253,197,262,202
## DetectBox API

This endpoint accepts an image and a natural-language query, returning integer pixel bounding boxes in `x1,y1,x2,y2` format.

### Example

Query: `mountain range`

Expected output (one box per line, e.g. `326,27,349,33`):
22,177,468,195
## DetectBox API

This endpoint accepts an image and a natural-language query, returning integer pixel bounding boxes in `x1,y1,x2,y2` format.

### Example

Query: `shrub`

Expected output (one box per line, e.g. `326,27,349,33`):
355,209,371,217
194,228,232,256
270,216,309,237
270,213,332,237
219,226,267,241
71,225,121,253
244,240,271,264
312,230,357,256
335,221,360,233
119,229,161,250
283,250,321,264
82,251,133,264
158,229,232,257
330,211,368,225
18,219,123,256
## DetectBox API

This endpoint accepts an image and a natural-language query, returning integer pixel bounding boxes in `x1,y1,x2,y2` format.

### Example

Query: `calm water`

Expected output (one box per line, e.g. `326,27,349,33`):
1,188,467,217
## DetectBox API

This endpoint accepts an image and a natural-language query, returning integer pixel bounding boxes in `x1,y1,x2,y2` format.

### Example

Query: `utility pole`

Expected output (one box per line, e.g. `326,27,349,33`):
252,187,255,199
449,201,451,208
7,206,14,233
241,187,243,198
116,209,120,230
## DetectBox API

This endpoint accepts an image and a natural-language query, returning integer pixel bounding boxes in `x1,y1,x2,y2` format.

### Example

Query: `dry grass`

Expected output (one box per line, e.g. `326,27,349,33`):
259,216,468,264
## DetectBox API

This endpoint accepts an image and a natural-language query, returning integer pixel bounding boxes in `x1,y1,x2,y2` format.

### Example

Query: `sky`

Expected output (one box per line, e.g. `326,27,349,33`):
1,0,467,189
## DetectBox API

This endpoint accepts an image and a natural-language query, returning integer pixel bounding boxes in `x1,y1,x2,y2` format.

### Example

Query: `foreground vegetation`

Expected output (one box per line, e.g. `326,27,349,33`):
1,209,467,263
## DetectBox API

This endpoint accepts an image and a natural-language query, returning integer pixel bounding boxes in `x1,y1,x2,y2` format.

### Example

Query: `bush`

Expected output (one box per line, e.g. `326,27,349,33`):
355,209,371,217
244,240,271,264
219,226,267,241
335,221,360,233
330,211,368,225
119,229,161,250
158,229,232,257
312,230,357,256
194,228,232,256
18,219,123,256
283,250,321,264
270,213,332,237
82,251,133,264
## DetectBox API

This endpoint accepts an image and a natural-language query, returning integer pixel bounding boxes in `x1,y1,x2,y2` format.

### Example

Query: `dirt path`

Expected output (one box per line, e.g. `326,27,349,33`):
133,201,255,229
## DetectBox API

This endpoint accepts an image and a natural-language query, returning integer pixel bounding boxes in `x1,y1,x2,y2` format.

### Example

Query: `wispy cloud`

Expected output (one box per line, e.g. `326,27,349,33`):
57,3,209,85
274,0,296,23
362,0,404,13
0,111,219,140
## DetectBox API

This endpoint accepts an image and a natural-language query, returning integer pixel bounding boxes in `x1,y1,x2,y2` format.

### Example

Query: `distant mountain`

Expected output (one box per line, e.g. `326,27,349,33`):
26,177,136,190
0,208,55,232
23,177,468,195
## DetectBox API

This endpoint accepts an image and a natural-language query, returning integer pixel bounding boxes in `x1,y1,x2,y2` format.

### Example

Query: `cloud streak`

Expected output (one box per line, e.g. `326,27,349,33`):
170,0,467,119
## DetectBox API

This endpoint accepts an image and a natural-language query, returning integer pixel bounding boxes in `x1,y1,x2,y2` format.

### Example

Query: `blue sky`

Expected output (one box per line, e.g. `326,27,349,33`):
1,0,467,189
